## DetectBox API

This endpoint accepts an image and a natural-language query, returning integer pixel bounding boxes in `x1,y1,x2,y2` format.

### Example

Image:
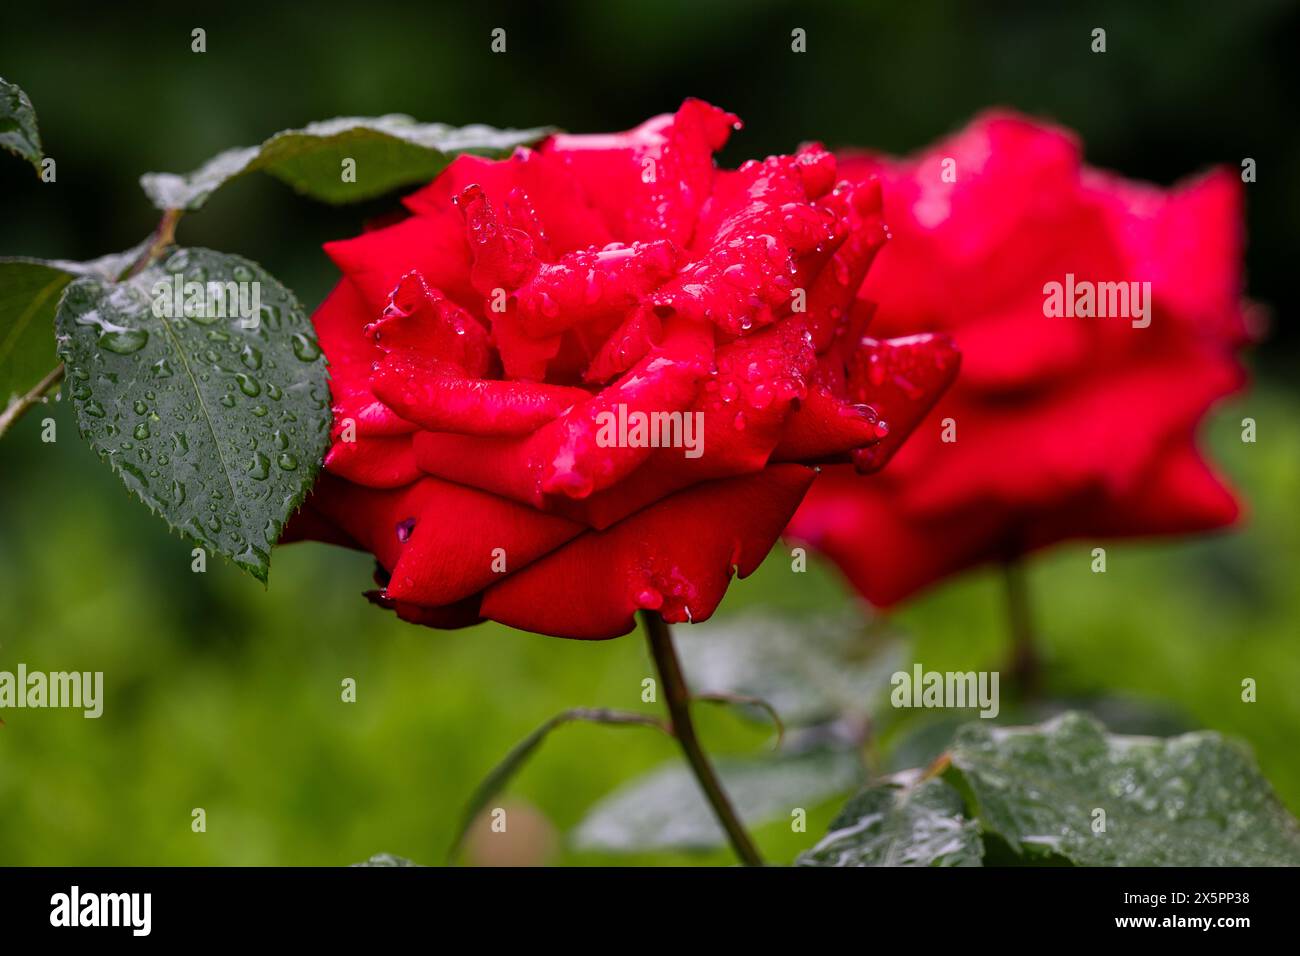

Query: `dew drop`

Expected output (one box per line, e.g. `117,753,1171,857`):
119,460,148,486
98,328,149,354
249,452,271,480
290,333,321,362
635,587,664,610
235,372,261,397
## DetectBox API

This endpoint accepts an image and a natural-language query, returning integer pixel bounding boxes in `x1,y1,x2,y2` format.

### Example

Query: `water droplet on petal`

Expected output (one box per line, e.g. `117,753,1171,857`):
635,587,664,610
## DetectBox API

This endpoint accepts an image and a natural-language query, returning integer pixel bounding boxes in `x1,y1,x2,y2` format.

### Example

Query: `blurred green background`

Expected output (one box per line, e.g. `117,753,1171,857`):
1,0,1297,865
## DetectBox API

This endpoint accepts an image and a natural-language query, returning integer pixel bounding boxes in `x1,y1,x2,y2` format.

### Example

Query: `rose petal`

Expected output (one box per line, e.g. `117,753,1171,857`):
372,351,591,437
545,98,738,245
481,464,815,638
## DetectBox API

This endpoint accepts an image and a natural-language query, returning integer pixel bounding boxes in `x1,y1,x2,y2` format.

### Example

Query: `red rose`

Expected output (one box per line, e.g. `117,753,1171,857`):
286,101,958,638
788,111,1254,607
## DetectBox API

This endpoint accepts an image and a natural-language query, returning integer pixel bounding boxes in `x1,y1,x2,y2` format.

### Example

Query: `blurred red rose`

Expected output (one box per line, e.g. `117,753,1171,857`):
788,111,1254,607
286,100,958,638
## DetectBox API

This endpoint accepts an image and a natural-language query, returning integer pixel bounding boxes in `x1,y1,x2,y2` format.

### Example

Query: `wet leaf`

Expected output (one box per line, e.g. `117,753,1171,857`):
54,247,330,581
352,853,424,867
0,76,42,171
947,711,1300,867
807,711,1300,867
880,695,1195,775
140,115,554,210
573,747,864,852
797,772,982,867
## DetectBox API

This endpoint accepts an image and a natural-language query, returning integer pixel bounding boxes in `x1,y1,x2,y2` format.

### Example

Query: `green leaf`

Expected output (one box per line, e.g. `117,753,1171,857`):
808,711,1300,867
679,611,905,727
0,261,72,404
573,748,864,852
0,244,150,405
947,711,1300,867
140,115,555,211
880,697,1195,776
449,708,666,862
797,773,983,867
0,76,42,171
54,247,331,582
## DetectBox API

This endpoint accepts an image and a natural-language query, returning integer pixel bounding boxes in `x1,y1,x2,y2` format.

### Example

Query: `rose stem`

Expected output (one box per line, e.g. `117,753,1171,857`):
1002,558,1042,698
0,363,65,441
640,609,764,867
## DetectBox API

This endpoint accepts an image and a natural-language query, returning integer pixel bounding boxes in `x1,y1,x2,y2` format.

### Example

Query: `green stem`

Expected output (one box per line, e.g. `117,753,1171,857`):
1002,559,1042,698
124,207,182,279
0,363,65,441
640,610,764,866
